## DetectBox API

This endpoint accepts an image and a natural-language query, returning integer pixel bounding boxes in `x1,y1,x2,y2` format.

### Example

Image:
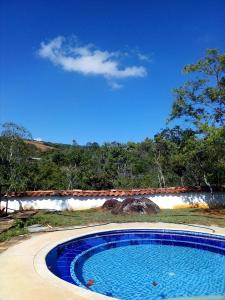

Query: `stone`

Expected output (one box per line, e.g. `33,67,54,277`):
111,197,160,215
102,199,120,211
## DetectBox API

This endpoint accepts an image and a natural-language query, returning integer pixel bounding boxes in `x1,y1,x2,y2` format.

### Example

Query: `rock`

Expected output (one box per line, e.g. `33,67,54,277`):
111,197,160,215
27,225,50,233
102,199,120,211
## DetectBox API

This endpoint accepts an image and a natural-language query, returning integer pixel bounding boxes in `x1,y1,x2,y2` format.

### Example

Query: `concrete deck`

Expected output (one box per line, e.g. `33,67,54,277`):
1,222,225,300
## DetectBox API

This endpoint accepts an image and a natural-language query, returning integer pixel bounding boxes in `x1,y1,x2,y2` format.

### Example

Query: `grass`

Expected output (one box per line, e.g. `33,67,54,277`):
1,208,225,243
0,225,28,242
27,208,225,227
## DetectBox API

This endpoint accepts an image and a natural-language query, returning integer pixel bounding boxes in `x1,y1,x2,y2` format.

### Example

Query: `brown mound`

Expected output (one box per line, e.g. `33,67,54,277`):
102,199,120,210
111,197,160,215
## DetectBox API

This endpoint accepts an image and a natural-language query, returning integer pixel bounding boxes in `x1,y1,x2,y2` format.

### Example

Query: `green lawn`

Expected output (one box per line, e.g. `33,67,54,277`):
1,208,225,243
27,208,225,227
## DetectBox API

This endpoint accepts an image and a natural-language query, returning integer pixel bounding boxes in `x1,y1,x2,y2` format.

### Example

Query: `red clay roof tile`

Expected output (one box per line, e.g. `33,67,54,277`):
2,186,225,198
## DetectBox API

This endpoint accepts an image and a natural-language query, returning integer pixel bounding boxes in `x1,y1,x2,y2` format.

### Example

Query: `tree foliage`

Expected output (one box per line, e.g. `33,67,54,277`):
0,122,35,192
169,49,225,129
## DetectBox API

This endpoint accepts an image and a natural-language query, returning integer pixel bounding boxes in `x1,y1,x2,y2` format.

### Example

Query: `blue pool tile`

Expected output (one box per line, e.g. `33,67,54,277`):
46,228,225,300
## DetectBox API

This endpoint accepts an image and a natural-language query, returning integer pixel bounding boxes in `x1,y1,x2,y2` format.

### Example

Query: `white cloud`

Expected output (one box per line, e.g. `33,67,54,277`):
137,53,151,62
38,36,147,87
109,81,123,90
34,137,42,142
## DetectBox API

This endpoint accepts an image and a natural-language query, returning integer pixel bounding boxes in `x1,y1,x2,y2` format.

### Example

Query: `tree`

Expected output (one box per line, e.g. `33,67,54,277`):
0,122,34,190
0,122,34,211
169,49,225,130
153,127,194,187
167,49,225,195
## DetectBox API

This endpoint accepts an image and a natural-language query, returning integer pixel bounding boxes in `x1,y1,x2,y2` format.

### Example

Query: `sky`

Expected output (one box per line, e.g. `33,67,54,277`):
1,0,225,145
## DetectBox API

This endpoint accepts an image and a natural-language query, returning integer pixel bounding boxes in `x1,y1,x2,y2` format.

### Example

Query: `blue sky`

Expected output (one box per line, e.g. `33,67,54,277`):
1,0,225,144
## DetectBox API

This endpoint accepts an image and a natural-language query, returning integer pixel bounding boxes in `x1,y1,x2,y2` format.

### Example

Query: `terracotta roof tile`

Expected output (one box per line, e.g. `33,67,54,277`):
2,186,225,198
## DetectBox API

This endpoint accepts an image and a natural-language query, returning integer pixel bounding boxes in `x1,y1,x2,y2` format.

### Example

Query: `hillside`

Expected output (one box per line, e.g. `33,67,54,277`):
25,139,74,152
25,140,56,152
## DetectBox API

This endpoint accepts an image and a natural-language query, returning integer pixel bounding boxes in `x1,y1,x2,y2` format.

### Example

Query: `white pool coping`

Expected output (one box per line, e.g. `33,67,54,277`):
1,222,225,300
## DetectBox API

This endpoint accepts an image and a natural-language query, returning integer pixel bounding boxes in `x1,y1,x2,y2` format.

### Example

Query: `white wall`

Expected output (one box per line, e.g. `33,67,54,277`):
1,192,225,211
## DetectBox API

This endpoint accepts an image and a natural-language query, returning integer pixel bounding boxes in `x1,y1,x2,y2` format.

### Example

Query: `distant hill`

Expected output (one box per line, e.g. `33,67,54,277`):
25,140,73,152
25,140,56,152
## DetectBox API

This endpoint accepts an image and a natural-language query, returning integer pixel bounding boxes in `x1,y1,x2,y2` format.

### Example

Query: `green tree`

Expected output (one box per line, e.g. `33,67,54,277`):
169,49,225,129
167,49,225,192
0,122,34,193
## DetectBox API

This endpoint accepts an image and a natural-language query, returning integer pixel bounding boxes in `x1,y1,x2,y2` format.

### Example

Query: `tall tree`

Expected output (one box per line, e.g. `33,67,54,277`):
169,49,225,130
0,122,33,193
168,49,225,192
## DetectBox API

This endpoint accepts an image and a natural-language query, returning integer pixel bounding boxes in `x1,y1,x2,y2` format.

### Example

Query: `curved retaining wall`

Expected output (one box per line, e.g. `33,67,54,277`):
2,192,225,211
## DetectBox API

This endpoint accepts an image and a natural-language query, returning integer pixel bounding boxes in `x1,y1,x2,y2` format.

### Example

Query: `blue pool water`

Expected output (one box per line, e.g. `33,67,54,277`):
46,230,225,299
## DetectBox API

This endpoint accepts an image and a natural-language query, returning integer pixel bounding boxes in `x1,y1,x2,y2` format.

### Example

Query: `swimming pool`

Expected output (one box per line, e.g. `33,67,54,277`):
46,229,225,300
